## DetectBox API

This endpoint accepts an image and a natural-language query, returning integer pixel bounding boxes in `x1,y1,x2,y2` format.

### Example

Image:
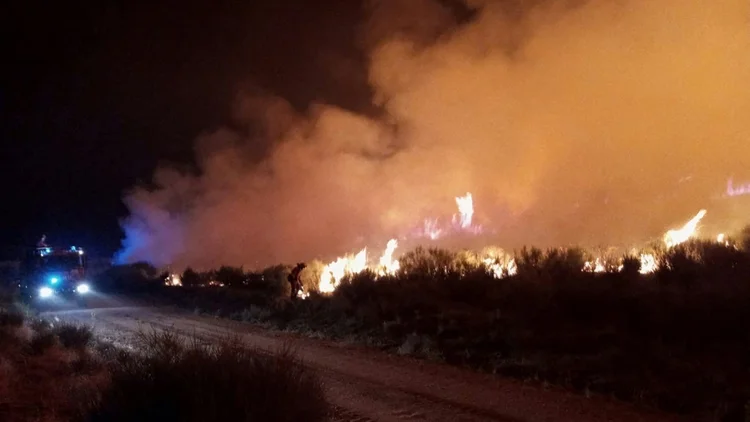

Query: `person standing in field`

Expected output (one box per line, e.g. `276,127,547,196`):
288,263,306,300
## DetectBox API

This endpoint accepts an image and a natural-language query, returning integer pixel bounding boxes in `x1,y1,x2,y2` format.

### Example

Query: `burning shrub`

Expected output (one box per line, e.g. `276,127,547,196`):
656,239,750,288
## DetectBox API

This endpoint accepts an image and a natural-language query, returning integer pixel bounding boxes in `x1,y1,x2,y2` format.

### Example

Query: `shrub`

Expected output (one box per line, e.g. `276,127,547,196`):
516,246,586,281
54,323,93,350
90,330,328,422
398,247,457,278
0,310,24,328
181,267,206,287
620,254,641,277
739,225,750,252
29,329,57,355
95,263,162,292
258,264,291,296
214,266,247,288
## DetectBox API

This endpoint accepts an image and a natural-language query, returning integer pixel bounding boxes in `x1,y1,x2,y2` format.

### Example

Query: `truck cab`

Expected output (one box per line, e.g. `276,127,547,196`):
19,246,92,303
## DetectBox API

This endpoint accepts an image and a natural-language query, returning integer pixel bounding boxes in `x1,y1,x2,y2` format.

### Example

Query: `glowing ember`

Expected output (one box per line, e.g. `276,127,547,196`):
663,209,707,248
639,254,658,274
165,273,182,287
297,289,310,300
378,239,400,276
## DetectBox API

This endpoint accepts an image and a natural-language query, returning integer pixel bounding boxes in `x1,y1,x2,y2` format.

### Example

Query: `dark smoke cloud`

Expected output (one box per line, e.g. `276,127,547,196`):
117,0,750,269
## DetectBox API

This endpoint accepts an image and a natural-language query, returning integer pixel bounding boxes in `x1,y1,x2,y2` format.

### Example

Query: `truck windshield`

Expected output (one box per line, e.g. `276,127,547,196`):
43,255,82,270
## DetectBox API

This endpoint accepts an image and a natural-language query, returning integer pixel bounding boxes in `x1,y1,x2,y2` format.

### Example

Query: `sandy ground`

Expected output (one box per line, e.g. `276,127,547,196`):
40,295,684,422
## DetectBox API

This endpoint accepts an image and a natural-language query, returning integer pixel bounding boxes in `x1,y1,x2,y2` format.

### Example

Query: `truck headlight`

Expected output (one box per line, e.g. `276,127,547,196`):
76,283,90,294
39,287,54,298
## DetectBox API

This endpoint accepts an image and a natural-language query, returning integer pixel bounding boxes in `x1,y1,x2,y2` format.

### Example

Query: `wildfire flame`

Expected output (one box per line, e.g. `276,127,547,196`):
165,273,182,287
378,239,400,276
727,177,750,197
318,247,368,293
481,247,517,278
639,254,658,274
416,192,482,240
422,218,443,240
663,209,707,249
454,193,474,229
583,258,607,273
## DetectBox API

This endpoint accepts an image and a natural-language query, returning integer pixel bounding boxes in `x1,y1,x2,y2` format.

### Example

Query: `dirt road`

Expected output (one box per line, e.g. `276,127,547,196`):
42,299,682,422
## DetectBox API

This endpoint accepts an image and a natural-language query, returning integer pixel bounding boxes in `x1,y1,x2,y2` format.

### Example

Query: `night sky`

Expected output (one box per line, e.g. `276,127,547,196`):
2,0,372,258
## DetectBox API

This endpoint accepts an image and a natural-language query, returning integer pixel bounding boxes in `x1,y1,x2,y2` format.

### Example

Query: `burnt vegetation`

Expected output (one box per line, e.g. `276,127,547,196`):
99,228,750,420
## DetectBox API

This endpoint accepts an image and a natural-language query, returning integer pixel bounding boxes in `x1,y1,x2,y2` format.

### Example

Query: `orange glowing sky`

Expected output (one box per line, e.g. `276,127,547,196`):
118,0,750,269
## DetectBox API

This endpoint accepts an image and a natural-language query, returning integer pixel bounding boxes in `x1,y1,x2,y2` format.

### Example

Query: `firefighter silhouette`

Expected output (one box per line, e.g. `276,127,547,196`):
37,235,48,248
287,263,306,300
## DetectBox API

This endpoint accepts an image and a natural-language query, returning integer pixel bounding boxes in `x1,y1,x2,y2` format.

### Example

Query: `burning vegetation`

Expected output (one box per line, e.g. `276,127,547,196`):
101,1,750,417
114,0,750,270
302,196,727,299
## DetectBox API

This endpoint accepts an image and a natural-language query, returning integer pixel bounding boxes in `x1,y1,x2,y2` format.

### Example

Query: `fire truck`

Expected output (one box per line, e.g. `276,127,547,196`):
18,245,92,305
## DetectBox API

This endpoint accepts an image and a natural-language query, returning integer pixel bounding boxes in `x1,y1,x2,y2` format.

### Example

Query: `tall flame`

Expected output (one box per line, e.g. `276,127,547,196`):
319,247,368,293
663,209,707,248
455,193,474,229
639,254,658,274
378,239,400,276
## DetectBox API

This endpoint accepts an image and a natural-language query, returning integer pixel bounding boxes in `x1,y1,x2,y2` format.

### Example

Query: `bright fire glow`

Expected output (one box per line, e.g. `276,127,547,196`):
165,273,182,287
663,209,707,248
422,218,443,240
415,192,483,240
639,254,658,274
454,193,474,229
378,239,400,276
481,247,517,278
319,247,368,293
583,258,607,273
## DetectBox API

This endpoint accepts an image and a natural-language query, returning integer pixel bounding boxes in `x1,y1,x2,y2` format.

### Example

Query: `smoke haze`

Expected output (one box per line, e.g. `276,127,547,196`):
117,0,750,269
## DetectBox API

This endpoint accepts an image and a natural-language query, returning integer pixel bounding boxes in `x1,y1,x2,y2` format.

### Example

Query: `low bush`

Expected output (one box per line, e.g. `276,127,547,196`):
54,323,94,350
90,330,328,422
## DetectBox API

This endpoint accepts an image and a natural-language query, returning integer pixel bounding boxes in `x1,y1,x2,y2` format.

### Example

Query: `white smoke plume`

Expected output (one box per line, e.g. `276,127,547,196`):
117,0,750,269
